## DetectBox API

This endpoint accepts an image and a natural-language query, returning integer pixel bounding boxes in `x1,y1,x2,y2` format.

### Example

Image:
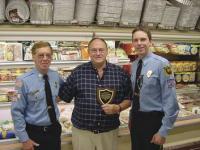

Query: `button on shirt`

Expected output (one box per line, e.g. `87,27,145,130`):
11,68,63,142
131,53,179,137
59,62,132,132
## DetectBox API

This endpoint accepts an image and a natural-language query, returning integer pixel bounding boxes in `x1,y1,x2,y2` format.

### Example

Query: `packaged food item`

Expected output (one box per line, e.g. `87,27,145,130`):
175,74,182,83
189,72,195,82
5,0,30,24
191,62,197,71
167,43,178,54
7,90,18,102
190,44,198,55
4,43,23,61
0,130,15,139
30,0,53,24
0,94,8,102
0,42,6,61
183,62,190,72
0,0,5,23
170,61,176,72
182,74,190,83
176,62,184,72
4,46,14,61
0,69,12,82
80,44,89,60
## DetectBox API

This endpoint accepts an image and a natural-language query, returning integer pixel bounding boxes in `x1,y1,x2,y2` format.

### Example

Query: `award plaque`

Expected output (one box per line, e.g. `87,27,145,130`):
96,87,116,105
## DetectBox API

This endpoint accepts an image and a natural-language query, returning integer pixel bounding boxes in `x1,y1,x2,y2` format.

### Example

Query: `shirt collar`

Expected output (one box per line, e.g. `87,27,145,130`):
33,68,50,79
137,52,153,66
89,61,109,71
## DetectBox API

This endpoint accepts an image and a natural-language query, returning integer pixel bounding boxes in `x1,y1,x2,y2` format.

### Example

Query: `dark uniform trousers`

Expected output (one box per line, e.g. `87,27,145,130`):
26,122,62,150
130,111,164,150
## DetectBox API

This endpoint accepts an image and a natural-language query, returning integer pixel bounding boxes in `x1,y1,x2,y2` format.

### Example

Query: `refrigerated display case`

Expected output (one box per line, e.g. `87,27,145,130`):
0,25,200,150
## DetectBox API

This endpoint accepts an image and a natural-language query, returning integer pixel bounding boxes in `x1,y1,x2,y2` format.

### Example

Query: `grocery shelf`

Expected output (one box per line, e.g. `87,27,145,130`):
0,102,11,109
0,59,130,69
0,82,15,87
0,25,199,42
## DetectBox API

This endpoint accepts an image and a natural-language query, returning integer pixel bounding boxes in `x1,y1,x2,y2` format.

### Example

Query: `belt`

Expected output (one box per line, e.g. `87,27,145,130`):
133,111,164,117
90,128,117,134
26,122,59,133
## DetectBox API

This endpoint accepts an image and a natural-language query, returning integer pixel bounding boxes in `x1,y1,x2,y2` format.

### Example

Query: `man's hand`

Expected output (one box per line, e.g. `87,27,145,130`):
22,139,39,150
150,133,166,145
101,104,120,114
56,96,62,103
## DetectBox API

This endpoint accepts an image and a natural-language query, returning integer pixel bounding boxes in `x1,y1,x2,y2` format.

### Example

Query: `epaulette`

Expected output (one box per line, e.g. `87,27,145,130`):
21,70,34,79
152,53,168,64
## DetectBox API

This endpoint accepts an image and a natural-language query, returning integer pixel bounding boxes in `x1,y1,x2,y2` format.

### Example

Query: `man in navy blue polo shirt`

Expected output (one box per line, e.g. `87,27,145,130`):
59,37,132,150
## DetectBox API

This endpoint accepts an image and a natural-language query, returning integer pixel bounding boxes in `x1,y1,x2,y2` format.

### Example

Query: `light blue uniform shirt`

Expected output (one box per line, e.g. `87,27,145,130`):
131,52,179,137
11,68,63,142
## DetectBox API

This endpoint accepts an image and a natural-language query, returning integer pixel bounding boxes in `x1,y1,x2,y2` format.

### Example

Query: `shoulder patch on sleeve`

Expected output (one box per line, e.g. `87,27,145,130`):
163,65,173,76
167,79,176,88
8,90,19,102
15,79,23,88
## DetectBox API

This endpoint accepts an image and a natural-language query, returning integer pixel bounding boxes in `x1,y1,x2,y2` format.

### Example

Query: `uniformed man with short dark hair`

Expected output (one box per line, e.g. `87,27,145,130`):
129,26,179,150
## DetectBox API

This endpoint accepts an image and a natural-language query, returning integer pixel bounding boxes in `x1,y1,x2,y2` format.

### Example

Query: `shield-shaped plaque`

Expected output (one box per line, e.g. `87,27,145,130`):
96,87,116,105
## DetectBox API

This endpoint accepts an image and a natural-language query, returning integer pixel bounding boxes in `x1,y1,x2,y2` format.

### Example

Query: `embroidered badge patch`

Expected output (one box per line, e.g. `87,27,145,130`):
15,79,23,88
164,65,172,76
167,79,175,88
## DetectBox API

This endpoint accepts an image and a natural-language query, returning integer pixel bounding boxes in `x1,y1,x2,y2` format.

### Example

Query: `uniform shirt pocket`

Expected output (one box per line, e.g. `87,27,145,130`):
144,74,159,87
27,89,44,104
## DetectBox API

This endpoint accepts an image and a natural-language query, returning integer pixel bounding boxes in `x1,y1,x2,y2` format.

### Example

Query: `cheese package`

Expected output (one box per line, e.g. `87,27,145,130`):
190,44,198,55
0,43,6,61
4,43,23,61
182,74,190,83
0,0,5,23
175,74,182,83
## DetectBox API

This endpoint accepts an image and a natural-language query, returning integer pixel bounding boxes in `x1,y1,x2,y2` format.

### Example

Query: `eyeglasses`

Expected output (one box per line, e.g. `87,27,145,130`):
89,48,106,54
37,53,52,60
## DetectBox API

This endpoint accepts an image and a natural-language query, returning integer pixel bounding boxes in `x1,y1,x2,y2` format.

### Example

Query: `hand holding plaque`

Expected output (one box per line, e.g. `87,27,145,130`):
96,87,116,105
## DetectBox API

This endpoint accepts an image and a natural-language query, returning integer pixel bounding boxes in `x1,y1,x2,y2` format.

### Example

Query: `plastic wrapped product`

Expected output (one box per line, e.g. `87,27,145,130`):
4,43,23,61
120,0,144,27
75,0,97,25
0,0,5,23
189,72,196,82
176,5,200,30
5,0,29,24
141,0,166,29
175,74,182,83
158,2,180,29
53,0,75,24
169,0,200,30
190,44,198,55
97,0,123,26
30,0,53,24
0,130,15,139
